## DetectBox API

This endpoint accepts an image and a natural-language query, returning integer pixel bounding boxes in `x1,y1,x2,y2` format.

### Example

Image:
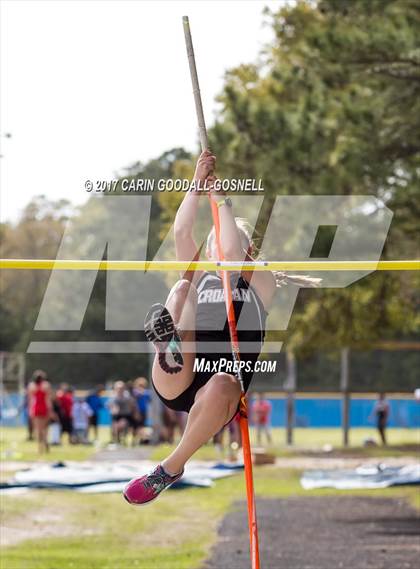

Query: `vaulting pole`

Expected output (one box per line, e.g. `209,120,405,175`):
183,16,260,569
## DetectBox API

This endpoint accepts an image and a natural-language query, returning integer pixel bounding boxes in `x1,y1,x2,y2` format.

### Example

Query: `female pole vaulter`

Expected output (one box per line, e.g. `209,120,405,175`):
123,151,318,505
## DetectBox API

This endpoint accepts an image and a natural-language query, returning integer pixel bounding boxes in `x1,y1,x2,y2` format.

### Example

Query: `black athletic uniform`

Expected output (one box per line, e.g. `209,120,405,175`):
153,272,267,413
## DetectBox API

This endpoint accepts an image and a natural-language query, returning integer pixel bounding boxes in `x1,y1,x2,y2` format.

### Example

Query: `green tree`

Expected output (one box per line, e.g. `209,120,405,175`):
0,197,72,352
203,0,420,354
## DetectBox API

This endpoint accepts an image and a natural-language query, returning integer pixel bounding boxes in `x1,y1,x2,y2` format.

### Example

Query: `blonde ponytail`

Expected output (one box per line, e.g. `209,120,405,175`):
274,272,322,288
209,217,322,288
235,218,322,288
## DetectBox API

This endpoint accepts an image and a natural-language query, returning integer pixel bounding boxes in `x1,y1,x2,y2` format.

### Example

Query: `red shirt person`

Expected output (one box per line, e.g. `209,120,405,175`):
251,393,273,446
56,384,74,441
28,370,52,454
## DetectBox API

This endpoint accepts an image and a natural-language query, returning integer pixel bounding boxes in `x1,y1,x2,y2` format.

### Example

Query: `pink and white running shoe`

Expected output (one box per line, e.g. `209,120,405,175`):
123,464,184,506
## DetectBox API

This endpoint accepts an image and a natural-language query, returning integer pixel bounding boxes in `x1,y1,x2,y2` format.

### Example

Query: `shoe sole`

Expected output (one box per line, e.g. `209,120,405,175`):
144,303,184,372
144,303,175,344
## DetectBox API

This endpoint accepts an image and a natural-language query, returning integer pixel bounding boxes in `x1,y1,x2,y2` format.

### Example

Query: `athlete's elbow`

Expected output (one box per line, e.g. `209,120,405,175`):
174,223,192,239
222,246,246,261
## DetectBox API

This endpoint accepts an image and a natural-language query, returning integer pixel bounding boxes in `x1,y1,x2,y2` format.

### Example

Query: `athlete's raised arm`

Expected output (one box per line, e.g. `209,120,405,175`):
207,176,276,310
174,150,215,282
207,176,245,261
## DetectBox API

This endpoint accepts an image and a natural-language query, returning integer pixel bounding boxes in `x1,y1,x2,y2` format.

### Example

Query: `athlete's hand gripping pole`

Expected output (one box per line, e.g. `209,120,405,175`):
183,16,260,569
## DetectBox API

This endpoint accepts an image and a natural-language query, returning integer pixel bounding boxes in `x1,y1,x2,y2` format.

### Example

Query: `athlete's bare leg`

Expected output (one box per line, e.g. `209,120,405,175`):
151,279,198,400
123,368,243,505
33,417,49,454
162,372,241,475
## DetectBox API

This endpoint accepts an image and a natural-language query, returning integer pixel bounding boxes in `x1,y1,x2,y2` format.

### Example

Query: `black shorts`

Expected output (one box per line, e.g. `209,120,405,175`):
112,414,131,423
61,416,73,433
152,369,211,414
129,415,143,429
89,413,98,427
377,415,387,430
135,415,147,428
152,353,258,414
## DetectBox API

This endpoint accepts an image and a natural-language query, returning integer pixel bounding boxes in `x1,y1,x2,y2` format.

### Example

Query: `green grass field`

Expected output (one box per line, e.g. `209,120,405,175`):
153,426,420,461
1,426,418,569
1,426,418,463
2,467,419,569
0,426,111,463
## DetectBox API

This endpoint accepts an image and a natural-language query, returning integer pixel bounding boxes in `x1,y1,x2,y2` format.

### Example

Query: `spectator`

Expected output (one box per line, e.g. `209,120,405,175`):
371,392,390,446
125,380,142,445
133,377,152,442
21,384,34,441
161,408,186,444
72,397,93,444
161,407,177,444
56,383,74,443
27,370,52,454
213,413,241,462
49,389,63,445
86,384,104,440
228,412,242,462
213,427,225,458
108,381,136,444
251,392,273,446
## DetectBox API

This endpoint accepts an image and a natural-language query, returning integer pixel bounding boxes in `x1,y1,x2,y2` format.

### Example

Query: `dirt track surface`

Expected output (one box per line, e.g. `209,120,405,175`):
204,497,420,569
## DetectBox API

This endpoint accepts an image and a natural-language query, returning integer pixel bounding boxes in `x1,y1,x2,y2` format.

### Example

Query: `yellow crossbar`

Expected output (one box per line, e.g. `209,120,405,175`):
0,259,419,271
